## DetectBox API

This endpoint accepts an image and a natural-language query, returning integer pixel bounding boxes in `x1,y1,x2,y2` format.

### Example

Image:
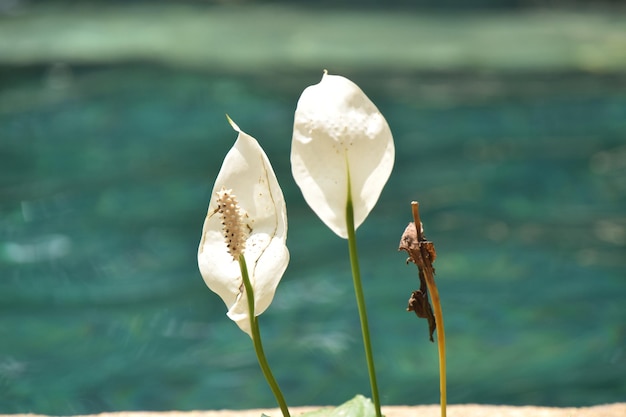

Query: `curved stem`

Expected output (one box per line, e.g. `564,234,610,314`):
239,254,291,417
411,202,446,417
423,270,447,417
345,186,382,417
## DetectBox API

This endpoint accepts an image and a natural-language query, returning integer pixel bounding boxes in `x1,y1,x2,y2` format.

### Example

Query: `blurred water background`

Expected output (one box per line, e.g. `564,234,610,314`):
1,0,625,414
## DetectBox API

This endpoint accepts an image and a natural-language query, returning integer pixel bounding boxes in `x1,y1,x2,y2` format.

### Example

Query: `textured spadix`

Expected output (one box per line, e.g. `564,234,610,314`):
198,118,288,336
291,72,394,238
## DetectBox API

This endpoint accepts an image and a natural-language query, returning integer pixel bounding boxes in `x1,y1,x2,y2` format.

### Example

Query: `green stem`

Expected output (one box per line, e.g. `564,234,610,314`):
239,254,291,417
345,190,382,417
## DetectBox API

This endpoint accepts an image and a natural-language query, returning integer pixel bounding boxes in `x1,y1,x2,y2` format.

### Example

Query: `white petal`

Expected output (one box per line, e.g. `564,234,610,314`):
291,72,394,238
198,119,289,336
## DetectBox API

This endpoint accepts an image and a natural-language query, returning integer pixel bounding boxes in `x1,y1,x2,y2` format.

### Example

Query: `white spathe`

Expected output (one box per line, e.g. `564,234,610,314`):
291,72,395,238
198,118,289,337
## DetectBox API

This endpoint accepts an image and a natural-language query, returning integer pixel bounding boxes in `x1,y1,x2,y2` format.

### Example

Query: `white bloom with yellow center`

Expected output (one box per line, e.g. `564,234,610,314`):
198,118,289,336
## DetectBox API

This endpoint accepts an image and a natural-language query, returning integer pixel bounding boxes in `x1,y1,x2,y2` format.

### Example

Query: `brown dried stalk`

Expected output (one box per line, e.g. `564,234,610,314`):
398,201,447,417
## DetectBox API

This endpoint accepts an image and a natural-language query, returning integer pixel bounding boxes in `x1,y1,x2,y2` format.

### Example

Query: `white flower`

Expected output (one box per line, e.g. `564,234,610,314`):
198,117,289,336
291,71,395,238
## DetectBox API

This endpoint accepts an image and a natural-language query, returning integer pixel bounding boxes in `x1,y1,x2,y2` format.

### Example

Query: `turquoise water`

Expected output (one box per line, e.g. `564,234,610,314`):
1,65,625,413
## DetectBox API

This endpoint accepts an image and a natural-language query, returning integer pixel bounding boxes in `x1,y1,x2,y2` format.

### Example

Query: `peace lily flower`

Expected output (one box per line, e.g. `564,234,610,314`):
197,117,289,337
291,72,394,417
291,71,395,238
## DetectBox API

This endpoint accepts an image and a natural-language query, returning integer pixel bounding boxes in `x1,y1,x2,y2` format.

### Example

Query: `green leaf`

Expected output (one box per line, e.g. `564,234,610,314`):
300,395,375,417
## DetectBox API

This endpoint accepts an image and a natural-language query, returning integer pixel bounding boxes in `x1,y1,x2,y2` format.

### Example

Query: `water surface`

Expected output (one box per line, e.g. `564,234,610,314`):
0,65,624,413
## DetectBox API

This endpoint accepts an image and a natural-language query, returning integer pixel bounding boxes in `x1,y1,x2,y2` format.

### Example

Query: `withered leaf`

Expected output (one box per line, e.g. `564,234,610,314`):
407,290,436,342
399,221,437,342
